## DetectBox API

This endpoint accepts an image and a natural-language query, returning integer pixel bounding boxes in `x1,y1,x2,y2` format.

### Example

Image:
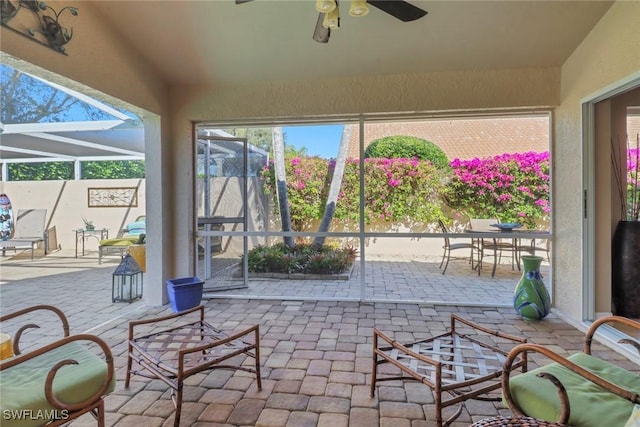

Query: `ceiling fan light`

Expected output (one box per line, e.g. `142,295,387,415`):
322,6,340,30
315,0,336,13
349,0,369,17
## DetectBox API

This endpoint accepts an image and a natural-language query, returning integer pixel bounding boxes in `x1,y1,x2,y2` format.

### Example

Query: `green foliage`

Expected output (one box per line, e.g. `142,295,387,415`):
336,158,447,226
81,160,145,179
261,156,448,231
8,162,73,181
363,135,449,169
6,160,145,181
243,242,358,275
221,127,274,153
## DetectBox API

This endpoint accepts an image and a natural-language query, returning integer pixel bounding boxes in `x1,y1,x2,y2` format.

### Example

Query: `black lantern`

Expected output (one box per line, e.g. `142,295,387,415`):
112,254,143,303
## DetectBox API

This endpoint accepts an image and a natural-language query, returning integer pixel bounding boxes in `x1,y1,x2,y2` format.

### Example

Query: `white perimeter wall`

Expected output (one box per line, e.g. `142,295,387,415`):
0,180,145,253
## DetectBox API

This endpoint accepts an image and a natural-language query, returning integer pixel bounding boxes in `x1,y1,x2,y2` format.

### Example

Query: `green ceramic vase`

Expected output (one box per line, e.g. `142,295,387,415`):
513,255,550,320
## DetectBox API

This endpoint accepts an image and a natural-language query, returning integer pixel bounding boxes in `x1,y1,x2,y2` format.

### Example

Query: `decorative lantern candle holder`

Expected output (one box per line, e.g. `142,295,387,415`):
112,253,143,303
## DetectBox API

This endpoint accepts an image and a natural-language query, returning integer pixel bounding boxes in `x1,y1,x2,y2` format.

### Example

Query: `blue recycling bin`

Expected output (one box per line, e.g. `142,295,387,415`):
166,277,204,312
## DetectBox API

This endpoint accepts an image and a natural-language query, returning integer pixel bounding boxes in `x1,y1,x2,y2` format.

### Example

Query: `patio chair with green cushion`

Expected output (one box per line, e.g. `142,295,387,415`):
0,305,115,427
501,316,640,427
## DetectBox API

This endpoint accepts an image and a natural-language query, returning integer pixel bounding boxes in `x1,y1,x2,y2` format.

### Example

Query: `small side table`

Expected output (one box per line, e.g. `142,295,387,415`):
74,228,109,257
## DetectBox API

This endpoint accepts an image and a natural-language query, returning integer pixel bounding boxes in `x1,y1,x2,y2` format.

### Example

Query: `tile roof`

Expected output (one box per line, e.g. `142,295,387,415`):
347,115,550,160
345,114,640,161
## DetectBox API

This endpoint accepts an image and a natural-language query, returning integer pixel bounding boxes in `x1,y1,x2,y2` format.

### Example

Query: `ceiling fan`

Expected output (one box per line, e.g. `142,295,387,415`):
235,0,428,43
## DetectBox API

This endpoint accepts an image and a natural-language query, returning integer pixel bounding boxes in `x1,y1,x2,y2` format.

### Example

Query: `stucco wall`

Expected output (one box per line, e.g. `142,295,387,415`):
173,67,560,120
554,0,640,320
0,1,165,115
0,180,145,252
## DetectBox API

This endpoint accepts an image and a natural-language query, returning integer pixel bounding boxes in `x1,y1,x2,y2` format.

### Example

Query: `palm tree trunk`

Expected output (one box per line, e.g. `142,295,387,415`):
272,127,294,248
312,125,352,247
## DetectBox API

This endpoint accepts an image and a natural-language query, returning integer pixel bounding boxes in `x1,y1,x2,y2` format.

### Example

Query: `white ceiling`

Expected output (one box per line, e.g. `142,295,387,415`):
92,0,614,86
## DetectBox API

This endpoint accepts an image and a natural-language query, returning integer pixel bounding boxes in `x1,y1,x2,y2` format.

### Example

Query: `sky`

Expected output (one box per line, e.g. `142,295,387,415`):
283,124,344,159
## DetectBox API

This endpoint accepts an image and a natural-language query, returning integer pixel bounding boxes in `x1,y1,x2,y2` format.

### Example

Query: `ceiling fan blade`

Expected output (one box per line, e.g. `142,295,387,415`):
366,1,427,22
312,13,330,43
235,0,254,4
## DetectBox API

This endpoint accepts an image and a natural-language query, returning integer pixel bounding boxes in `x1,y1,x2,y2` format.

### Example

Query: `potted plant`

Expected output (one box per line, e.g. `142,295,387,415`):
82,217,95,231
611,134,640,317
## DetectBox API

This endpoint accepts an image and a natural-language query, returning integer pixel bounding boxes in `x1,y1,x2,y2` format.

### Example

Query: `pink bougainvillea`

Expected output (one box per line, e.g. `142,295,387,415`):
261,151,552,230
446,151,550,228
262,156,446,230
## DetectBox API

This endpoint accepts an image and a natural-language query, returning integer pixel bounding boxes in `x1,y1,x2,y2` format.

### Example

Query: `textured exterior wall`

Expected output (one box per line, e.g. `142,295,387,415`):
173,67,559,121
0,180,145,251
554,0,640,320
0,1,166,115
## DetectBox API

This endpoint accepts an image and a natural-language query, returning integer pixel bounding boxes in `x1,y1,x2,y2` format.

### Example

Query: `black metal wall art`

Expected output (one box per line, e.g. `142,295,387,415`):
1,0,78,54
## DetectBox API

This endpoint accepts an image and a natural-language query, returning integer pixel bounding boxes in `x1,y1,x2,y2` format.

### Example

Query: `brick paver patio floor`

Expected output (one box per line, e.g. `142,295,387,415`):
1,249,637,427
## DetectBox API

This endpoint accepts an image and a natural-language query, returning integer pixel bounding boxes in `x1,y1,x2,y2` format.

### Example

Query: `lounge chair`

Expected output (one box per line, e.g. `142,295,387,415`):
98,218,146,264
98,215,147,264
0,209,48,260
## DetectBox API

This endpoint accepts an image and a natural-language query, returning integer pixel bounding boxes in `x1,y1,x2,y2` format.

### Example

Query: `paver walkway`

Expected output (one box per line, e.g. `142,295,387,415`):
0,249,636,427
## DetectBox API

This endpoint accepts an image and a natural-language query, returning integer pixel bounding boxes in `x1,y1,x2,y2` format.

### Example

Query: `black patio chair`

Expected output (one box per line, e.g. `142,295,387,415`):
438,219,478,274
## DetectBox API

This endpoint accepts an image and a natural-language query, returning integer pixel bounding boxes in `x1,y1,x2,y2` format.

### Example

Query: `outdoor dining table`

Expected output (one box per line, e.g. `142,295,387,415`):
463,224,550,277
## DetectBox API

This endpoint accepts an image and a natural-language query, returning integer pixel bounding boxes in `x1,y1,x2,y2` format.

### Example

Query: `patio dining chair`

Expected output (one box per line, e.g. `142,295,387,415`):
438,219,478,274
517,234,551,263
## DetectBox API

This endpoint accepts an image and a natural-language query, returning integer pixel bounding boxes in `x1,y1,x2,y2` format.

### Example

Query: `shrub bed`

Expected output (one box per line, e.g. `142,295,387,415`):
244,242,358,275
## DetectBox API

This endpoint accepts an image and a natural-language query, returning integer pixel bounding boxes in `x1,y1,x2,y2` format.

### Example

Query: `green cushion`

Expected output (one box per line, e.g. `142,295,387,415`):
0,341,115,427
506,353,640,427
100,236,138,246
